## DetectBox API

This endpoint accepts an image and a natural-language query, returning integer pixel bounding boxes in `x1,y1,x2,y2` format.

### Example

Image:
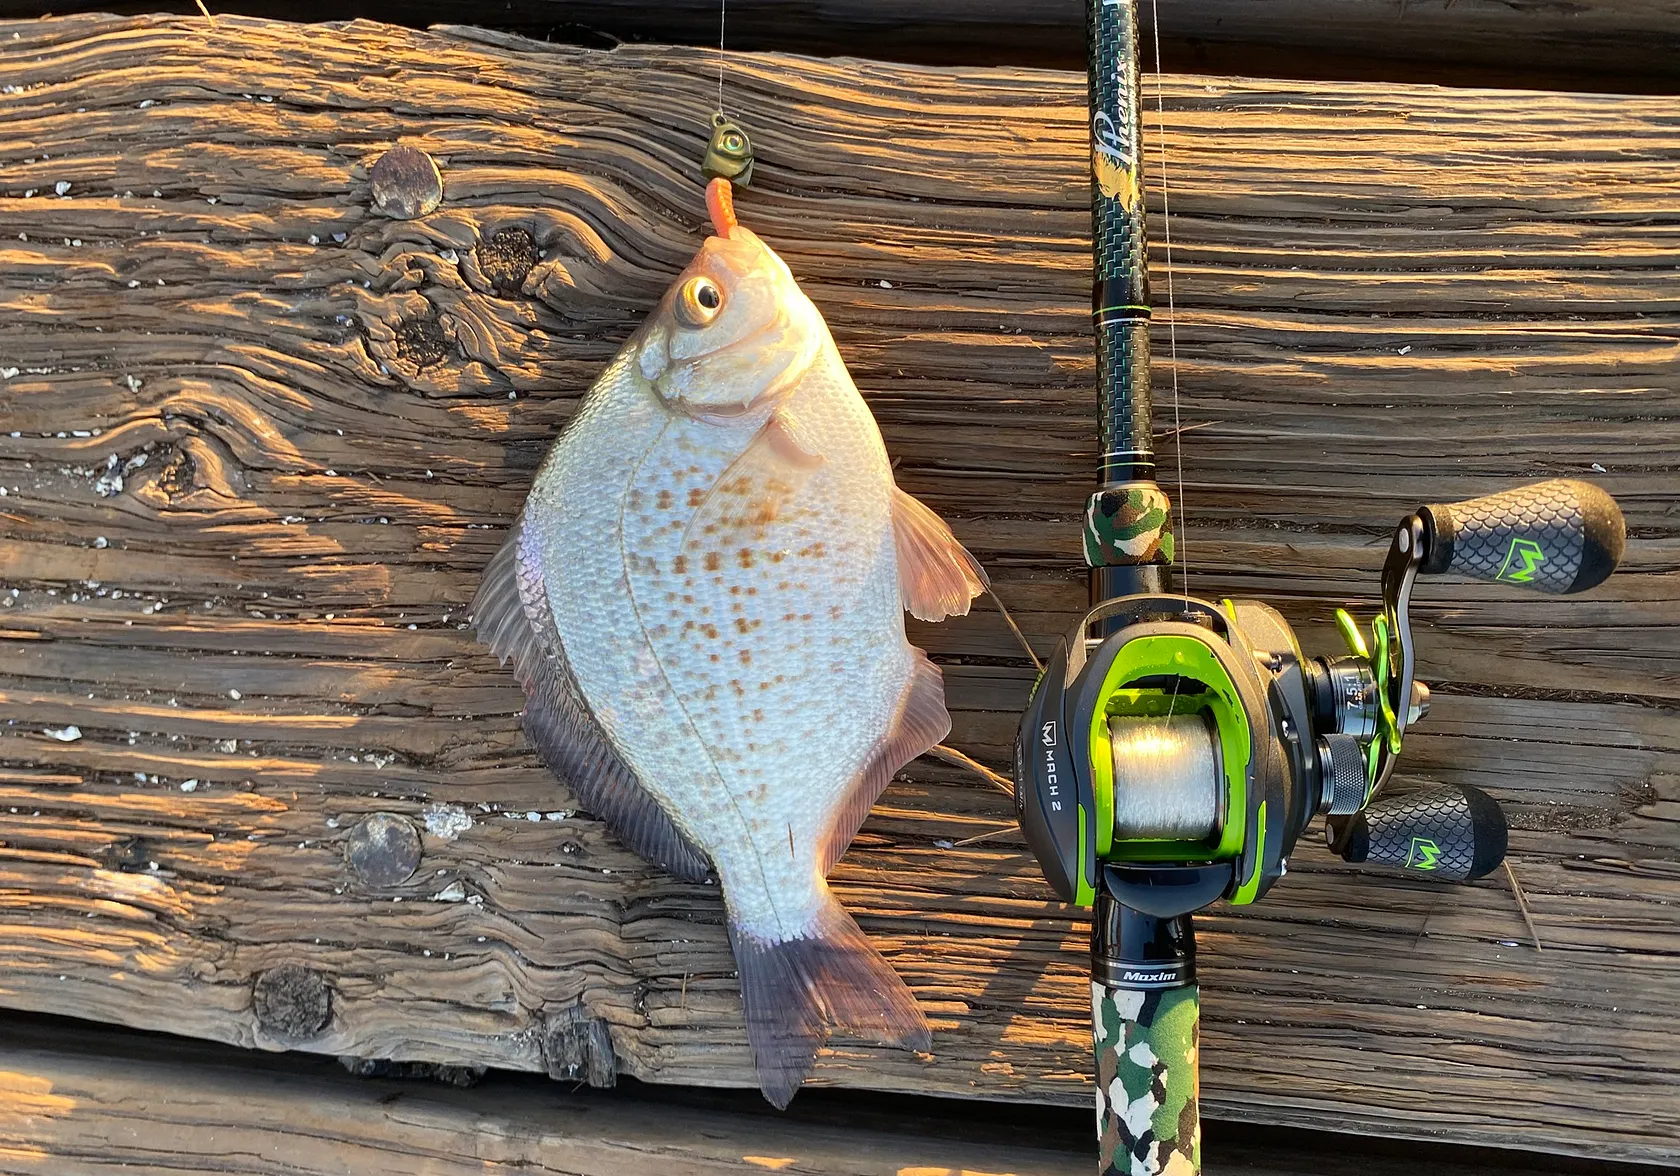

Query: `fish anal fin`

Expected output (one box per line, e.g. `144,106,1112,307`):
470,526,547,687
730,892,930,1109
683,409,824,550
470,524,711,883
892,486,989,622
820,648,950,875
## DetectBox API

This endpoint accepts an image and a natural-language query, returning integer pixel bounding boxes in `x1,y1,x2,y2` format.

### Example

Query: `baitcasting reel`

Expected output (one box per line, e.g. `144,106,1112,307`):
1017,478,1626,918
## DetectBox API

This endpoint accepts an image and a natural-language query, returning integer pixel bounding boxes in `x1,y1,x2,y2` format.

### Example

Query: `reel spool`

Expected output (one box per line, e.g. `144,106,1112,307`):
1108,714,1221,842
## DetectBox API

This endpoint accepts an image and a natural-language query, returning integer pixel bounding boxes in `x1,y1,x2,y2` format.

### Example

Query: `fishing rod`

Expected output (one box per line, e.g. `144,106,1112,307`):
1012,3,1629,1174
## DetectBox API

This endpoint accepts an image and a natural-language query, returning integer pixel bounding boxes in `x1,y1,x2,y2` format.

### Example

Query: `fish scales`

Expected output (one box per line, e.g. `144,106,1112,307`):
474,179,988,1108
533,345,907,937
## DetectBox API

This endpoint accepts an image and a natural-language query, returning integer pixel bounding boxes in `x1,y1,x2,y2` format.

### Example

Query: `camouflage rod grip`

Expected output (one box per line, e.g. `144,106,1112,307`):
1095,981,1201,1176
1419,479,1624,594
1328,783,1508,882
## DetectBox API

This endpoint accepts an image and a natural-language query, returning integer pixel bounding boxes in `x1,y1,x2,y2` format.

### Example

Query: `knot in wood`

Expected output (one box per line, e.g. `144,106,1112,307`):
252,964,332,1040
344,812,421,887
541,1005,618,1088
477,227,538,294
394,316,450,369
369,144,443,220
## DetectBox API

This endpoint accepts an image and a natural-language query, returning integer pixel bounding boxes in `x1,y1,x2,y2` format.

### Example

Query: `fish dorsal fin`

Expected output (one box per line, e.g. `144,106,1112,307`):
891,487,989,622
471,523,711,882
819,648,950,875
681,409,824,553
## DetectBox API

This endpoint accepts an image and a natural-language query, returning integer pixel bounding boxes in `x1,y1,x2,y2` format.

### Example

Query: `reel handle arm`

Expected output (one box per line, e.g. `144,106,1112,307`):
1418,479,1624,594
1327,783,1508,883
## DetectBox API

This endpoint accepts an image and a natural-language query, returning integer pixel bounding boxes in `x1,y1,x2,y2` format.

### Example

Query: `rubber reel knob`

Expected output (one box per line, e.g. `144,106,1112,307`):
1420,479,1624,594
1317,734,1367,816
1327,783,1507,882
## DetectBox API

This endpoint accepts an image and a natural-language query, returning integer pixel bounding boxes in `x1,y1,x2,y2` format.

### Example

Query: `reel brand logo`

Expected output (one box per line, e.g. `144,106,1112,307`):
1040,722,1062,812
1497,537,1546,585
1407,837,1442,871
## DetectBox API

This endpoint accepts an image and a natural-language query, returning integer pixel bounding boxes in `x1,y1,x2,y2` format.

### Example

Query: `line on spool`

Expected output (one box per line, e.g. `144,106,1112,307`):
1109,712,1222,841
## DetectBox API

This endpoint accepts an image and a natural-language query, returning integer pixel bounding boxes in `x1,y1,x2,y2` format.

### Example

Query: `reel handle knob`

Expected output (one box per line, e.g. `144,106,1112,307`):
1419,478,1624,594
1327,783,1507,882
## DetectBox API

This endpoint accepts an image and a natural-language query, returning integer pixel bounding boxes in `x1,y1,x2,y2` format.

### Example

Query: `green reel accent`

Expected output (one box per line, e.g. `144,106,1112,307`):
1334,606,1396,794
1086,634,1253,866
1229,800,1267,906
1333,607,1369,659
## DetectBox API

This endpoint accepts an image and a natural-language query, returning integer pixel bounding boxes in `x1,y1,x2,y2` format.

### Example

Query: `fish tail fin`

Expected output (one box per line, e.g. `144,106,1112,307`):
729,890,930,1109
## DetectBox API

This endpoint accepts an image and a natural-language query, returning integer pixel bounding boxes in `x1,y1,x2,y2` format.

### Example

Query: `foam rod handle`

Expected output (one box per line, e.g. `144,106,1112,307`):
1419,479,1624,593
1327,783,1508,882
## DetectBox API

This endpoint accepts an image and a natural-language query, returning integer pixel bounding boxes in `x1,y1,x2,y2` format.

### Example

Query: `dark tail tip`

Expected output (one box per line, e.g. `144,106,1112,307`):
729,896,930,1108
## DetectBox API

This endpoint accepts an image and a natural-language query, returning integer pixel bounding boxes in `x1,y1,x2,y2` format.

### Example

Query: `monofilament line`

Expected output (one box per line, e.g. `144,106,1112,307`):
717,0,727,114
1148,0,1187,606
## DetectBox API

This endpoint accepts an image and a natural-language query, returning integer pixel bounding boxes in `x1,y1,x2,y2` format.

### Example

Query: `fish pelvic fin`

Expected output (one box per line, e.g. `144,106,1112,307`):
471,523,712,883
891,486,989,622
821,647,950,875
730,891,930,1109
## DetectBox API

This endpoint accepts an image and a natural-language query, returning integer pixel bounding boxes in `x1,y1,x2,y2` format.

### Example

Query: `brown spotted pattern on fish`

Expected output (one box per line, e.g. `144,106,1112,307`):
472,179,986,1107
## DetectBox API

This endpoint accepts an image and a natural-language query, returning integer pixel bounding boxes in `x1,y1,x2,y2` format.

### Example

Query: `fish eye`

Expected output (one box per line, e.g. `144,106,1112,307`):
676,276,724,327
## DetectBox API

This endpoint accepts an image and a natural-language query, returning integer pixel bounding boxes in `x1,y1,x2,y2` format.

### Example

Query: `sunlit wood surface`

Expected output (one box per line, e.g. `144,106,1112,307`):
0,14,1676,1162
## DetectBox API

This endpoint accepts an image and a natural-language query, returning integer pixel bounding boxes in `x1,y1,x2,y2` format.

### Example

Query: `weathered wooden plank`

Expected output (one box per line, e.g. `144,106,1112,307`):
0,13,1676,1163
4,0,1680,88
9,1012,1664,1176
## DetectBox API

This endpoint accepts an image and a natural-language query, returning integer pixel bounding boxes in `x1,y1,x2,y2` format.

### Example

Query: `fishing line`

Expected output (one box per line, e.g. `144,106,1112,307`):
717,0,728,114
1147,0,1187,607
1148,0,1191,728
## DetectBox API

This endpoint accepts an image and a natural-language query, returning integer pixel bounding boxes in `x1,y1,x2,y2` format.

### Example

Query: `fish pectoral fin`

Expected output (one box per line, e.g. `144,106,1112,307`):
762,407,824,468
730,892,930,1109
891,486,990,622
682,409,824,550
820,648,950,875
471,522,711,883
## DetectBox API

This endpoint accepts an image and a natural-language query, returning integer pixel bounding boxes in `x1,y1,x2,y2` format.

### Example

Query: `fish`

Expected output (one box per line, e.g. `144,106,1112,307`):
471,178,988,1107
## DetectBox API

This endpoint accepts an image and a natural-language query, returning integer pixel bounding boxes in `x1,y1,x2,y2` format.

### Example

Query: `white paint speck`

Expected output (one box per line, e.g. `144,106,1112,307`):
54,181,70,196
422,802,472,841
228,688,242,700
44,726,82,742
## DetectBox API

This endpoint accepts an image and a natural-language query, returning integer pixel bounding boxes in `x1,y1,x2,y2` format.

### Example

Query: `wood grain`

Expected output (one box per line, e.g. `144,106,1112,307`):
9,1011,1661,1176
0,13,1677,1162
4,0,1680,89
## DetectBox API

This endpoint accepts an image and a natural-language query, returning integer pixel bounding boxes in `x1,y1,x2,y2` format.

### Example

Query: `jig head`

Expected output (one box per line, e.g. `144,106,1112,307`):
701,113,755,187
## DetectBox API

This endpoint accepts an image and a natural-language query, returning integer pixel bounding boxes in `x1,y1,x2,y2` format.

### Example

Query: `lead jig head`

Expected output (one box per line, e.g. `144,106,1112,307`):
701,113,754,187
